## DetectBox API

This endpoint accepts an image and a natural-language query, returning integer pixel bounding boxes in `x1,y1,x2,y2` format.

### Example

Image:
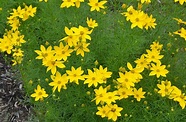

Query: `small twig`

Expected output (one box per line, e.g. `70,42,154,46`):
157,0,161,3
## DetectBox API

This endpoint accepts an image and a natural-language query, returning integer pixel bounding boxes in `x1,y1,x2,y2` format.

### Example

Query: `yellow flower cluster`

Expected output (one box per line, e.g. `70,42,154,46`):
0,5,37,65
8,5,37,30
35,18,98,75
157,80,186,109
174,0,186,5
60,0,107,12
32,18,98,98
122,6,156,30
93,41,169,121
60,0,84,8
173,18,186,40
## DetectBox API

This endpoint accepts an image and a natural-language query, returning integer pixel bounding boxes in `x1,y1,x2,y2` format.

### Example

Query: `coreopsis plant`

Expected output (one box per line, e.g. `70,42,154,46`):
35,45,55,63
0,36,13,54
84,69,102,87
122,5,156,29
88,0,107,12
171,87,186,109
1,1,186,121
173,18,186,25
157,80,173,97
31,85,48,101
144,49,164,63
49,72,69,92
74,0,85,8
62,27,79,47
54,42,73,61
117,71,135,89
93,65,112,83
117,87,133,100
174,27,186,40
44,56,66,75
149,62,169,78
157,81,186,109
74,41,90,57
86,17,98,28
66,66,85,85
134,55,149,70
132,87,146,101
96,104,123,121
92,86,108,105
72,25,92,42
60,0,76,8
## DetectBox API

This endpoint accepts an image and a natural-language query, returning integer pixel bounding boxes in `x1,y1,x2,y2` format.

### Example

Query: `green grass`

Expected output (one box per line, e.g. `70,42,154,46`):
1,0,186,121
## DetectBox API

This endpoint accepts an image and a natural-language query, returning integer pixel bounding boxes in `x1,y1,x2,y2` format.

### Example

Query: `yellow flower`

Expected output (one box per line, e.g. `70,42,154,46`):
121,4,127,9
86,17,98,28
174,0,186,5
134,54,149,70
35,45,54,61
107,104,123,121
119,66,126,73
49,72,68,92
12,48,24,57
174,28,186,40
173,18,186,25
96,105,110,118
117,87,133,100
74,42,90,57
84,69,102,87
11,6,24,18
60,0,76,8
104,91,120,105
137,3,143,10
150,41,163,51
88,0,107,12
170,86,186,109
133,87,146,101
144,14,157,30
23,5,37,19
74,0,84,8
122,6,138,21
157,80,174,97
72,26,92,42
93,86,108,105
62,26,79,47
93,65,112,83
45,56,66,75
130,11,146,29
66,66,84,84
12,56,23,66
117,72,135,89
127,62,143,82
31,85,48,101
54,42,73,61
8,17,20,30
149,62,169,78
144,49,163,63
11,31,26,46
0,36,13,54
